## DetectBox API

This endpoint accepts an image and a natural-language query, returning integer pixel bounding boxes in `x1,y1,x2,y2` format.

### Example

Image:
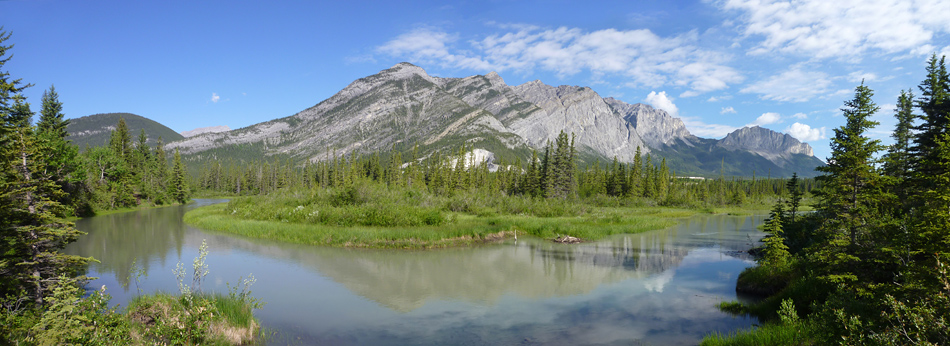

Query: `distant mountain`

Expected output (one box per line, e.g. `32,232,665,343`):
168,63,824,177
181,125,231,138
66,113,184,149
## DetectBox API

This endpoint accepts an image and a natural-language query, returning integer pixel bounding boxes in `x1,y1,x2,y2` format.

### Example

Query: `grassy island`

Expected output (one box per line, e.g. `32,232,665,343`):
184,183,711,248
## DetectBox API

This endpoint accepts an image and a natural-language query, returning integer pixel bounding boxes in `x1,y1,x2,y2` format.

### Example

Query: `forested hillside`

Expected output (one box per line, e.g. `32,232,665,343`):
67,112,183,149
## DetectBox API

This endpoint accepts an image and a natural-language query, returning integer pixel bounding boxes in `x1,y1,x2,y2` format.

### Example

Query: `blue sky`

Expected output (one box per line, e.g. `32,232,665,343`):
3,0,949,160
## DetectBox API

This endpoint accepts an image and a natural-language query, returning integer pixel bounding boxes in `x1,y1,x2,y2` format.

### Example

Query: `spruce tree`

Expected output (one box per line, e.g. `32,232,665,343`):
34,85,80,212
812,83,886,289
0,40,90,304
170,148,189,204
629,146,642,197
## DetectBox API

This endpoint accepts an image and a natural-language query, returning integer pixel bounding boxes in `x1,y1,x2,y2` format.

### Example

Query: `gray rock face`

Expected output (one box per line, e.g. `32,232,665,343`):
181,125,231,138
717,126,814,165
604,98,696,148
507,82,647,161
168,62,819,175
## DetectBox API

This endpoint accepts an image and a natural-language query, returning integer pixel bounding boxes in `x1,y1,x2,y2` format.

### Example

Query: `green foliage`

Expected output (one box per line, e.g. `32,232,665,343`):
761,202,790,266
30,276,132,346
707,59,950,345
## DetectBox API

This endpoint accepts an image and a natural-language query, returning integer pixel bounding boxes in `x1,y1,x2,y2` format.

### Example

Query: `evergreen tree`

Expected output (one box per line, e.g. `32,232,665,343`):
784,173,803,224
657,158,670,201
883,90,916,181
108,117,132,161
524,150,540,197
34,85,81,212
761,202,790,266
629,146,642,197
642,154,655,198
170,148,189,204
0,34,90,304
812,83,886,288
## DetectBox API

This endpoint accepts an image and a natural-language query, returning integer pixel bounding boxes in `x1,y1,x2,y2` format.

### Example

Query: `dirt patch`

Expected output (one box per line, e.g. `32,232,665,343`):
212,319,259,345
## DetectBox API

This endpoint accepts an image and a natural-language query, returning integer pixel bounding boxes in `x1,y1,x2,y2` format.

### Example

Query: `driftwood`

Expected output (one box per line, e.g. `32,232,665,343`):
554,235,582,244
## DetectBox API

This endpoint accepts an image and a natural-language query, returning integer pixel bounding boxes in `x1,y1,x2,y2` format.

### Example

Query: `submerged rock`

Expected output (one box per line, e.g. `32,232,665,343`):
554,235,582,244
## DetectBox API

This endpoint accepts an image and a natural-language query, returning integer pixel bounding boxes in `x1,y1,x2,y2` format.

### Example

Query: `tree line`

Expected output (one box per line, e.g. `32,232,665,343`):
194,130,814,208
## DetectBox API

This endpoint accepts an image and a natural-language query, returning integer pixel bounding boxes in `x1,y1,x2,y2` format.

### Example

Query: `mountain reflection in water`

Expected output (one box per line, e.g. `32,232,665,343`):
65,200,764,346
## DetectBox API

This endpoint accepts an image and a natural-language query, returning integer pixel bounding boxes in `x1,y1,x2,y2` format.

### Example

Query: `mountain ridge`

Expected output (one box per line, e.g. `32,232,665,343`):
161,62,823,177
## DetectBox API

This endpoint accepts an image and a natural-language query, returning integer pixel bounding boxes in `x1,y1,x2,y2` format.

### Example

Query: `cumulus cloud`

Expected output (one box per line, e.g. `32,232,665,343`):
721,0,950,59
376,28,493,70
720,106,737,114
791,112,808,119
644,91,679,117
378,26,743,96
748,112,782,126
211,93,220,103
741,66,832,102
785,122,827,141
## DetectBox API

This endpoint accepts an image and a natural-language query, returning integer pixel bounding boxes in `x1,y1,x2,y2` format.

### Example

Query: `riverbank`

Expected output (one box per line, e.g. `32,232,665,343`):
184,184,772,249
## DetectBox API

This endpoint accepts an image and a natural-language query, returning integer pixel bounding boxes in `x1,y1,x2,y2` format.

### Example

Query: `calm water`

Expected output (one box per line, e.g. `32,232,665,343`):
64,199,765,345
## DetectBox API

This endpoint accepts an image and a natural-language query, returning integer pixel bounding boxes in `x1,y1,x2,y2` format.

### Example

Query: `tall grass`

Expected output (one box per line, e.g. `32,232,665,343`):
700,322,817,346
185,182,703,248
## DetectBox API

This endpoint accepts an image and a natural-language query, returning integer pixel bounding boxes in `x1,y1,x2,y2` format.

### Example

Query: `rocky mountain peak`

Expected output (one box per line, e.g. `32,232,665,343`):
381,62,438,83
604,98,694,148
718,126,814,165
484,71,506,87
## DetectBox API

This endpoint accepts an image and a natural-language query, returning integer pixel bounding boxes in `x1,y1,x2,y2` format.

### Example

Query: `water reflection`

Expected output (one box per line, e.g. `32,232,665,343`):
64,200,764,345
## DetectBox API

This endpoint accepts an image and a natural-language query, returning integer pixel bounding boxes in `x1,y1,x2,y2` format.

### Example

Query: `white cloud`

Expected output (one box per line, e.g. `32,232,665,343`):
748,112,782,126
680,116,738,138
211,93,220,103
848,71,880,83
721,0,950,59
378,26,743,96
940,45,950,60
707,96,720,102
785,122,827,141
376,28,493,70
791,112,808,119
741,66,832,102
720,106,737,114
644,91,679,117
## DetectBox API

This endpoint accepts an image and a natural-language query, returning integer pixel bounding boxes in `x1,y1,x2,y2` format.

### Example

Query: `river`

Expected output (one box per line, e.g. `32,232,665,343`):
64,199,764,345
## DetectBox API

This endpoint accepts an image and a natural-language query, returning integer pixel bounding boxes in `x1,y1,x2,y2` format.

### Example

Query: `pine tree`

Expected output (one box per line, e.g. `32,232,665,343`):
524,150,540,197
785,173,803,224
761,202,790,266
642,154,655,198
812,83,886,289
629,146,642,197
657,158,670,201
34,85,80,212
0,36,90,304
109,117,132,161
170,148,189,204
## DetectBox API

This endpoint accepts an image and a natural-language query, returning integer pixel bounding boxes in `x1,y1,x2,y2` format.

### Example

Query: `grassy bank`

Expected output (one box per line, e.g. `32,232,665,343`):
127,293,259,345
2,278,261,346
184,184,715,248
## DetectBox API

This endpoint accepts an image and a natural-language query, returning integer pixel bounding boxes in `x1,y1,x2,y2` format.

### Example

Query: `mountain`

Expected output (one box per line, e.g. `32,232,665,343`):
181,125,231,138
168,63,824,177
67,112,184,149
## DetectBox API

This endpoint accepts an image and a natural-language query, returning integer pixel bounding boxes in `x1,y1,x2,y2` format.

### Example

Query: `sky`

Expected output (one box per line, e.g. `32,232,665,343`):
2,0,949,160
